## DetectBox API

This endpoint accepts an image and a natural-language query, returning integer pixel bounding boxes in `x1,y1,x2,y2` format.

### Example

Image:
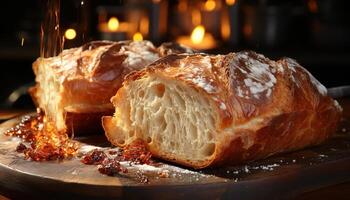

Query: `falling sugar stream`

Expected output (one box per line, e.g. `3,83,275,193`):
40,0,63,58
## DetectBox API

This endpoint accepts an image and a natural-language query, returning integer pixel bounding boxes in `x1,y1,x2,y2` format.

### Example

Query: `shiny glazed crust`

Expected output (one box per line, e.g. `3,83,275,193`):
103,51,342,168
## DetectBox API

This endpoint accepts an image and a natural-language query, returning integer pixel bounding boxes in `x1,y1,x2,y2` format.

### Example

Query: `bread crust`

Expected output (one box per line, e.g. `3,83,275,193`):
31,40,193,135
103,51,342,168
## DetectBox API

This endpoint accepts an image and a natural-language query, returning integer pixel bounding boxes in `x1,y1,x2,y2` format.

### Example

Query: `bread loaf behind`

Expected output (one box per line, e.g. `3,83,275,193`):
31,40,193,135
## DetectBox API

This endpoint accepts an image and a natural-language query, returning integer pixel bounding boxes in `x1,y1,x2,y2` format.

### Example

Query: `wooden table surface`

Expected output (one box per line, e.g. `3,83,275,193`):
0,98,349,200
297,97,350,200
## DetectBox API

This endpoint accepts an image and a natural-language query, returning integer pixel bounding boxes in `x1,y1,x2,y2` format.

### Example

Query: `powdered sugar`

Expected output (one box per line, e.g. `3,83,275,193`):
119,161,160,172
180,55,212,70
79,144,211,179
190,76,216,93
266,88,272,97
200,56,213,70
120,41,159,69
284,58,327,96
219,102,227,110
235,52,277,99
333,100,343,112
244,78,273,96
236,86,249,98
276,62,284,73
243,165,250,173
309,74,328,96
179,55,218,93
226,163,281,175
237,86,244,98
79,145,103,154
287,61,296,73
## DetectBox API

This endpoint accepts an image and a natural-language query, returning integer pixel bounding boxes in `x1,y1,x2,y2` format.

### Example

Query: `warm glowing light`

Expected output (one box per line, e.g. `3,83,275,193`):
133,32,143,41
99,18,129,33
177,29,216,50
308,0,318,13
140,16,149,35
152,0,161,3
108,17,120,31
191,25,205,44
178,0,187,11
204,0,216,11
225,0,236,6
243,24,253,38
21,37,25,46
221,15,231,40
64,28,76,40
191,10,201,25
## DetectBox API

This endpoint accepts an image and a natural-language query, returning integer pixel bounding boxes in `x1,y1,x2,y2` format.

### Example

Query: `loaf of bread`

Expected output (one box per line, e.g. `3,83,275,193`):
30,40,193,135
103,51,342,169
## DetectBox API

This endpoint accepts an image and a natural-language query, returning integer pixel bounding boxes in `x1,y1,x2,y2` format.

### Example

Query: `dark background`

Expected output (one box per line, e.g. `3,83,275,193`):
0,0,350,109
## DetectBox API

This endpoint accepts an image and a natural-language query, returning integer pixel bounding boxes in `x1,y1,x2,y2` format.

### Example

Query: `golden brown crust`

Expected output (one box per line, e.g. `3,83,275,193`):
105,51,342,168
157,42,195,57
33,40,158,106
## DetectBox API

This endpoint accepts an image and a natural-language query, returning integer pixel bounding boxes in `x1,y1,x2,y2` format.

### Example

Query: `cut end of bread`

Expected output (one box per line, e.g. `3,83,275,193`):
103,75,219,168
33,59,66,132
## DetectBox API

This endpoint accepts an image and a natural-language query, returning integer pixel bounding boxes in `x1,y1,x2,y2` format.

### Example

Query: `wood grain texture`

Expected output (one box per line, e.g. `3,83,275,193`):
0,98,350,200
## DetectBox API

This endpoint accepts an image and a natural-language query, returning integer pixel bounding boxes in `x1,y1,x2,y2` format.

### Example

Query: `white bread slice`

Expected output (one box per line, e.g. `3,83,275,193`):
103,74,219,167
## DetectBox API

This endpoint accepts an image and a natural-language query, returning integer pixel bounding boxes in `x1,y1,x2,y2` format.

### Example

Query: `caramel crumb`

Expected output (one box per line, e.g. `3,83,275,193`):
81,149,107,165
122,140,152,165
5,109,79,161
16,143,27,153
98,158,128,176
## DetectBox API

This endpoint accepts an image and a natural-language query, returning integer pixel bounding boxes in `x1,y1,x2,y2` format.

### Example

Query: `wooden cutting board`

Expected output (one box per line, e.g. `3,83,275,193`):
0,100,350,200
